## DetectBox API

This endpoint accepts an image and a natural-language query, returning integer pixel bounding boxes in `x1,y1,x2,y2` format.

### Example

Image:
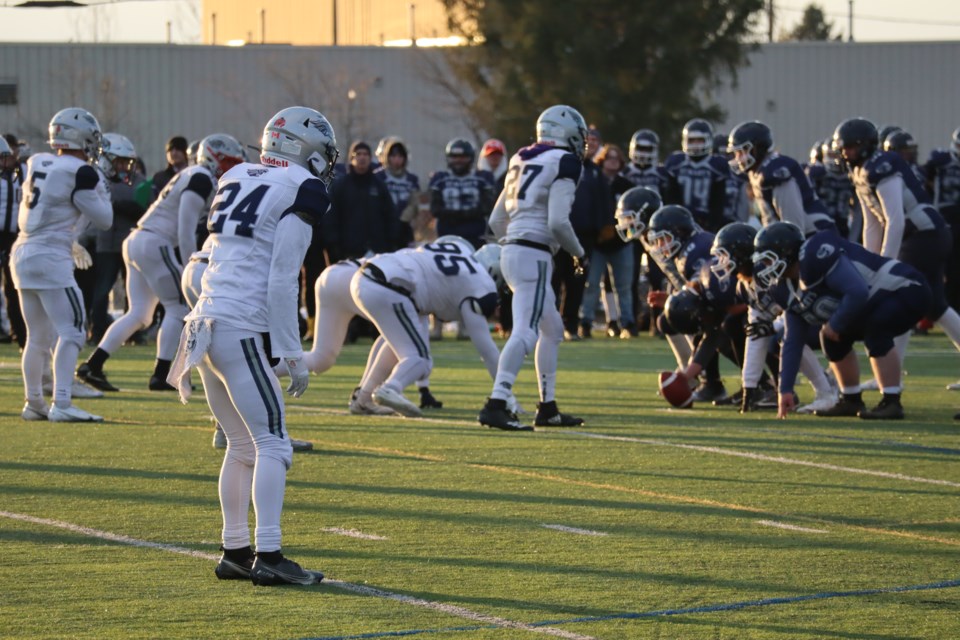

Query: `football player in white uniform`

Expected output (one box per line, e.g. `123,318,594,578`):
168,107,336,586
78,133,243,392
350,238,502,417
478,105,588,431
12,108,113,422
180,235,314,452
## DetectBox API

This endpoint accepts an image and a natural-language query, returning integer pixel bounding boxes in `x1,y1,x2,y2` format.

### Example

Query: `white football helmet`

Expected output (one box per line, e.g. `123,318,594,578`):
48,107,102,162
98,133,138,184
434,234,475,255
261,106,340,186
473,243,503,289
197,133,244,178
536,105,588,161
186,139,200,166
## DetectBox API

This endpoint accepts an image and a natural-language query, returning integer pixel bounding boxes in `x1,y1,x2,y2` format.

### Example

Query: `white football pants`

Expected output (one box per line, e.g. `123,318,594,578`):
18,286,85,408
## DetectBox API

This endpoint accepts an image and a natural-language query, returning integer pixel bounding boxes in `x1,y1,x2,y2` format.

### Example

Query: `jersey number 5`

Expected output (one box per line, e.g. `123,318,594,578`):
208,183,269,238
424,241,477,276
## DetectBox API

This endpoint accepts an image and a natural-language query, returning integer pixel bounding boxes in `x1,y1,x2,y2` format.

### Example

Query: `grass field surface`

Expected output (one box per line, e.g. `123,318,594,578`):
1,331,958,639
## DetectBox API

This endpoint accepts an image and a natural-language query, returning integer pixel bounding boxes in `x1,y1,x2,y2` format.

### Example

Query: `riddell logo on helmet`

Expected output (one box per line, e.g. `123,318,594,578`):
262,155,288,167
274,118,286,128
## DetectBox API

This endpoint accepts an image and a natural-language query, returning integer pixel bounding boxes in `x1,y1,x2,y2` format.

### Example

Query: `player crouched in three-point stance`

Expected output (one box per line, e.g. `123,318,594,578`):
754,222,931,421
168,107,338,585
13,108,113,422
478,105,589,431
349,237,503,417
78,133,244,392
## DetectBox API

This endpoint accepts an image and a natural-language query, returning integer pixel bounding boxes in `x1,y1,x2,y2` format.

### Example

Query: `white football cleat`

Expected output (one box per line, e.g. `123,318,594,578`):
946,380,960,391
22,401,50,421
348,387,395,415
796,392,838,415
48,404,103,423
372,386,422,418
41,378,105,399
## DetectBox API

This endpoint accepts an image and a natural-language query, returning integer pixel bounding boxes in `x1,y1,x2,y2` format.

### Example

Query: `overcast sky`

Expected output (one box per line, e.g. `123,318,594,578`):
0,0,957,44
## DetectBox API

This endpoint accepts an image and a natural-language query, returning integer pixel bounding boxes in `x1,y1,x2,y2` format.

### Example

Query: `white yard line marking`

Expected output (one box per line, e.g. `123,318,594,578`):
756,520,828,534
319,527,388,541
0,510,594,640
569,432,960,488
541,524,608,537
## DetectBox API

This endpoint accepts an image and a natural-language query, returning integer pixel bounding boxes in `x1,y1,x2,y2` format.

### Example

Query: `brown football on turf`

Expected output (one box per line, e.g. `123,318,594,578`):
659,370,693,408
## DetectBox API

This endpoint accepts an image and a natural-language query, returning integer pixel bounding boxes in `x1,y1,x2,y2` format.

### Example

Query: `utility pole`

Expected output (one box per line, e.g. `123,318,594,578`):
767,0,774,43
210,12,216,45
332,0,338,45
260,8,265,44
848,0,854,42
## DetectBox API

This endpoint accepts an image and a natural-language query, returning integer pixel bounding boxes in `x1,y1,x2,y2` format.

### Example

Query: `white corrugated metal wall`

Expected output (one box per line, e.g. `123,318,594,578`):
708,40,960,159
1,41,958,176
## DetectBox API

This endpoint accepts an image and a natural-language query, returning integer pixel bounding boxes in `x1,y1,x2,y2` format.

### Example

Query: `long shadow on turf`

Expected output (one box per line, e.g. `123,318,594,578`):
662,615,927,639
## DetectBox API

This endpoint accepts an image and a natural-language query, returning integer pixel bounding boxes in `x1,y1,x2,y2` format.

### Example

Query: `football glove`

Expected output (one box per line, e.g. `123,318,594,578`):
284,357,309,398
745,320,775,338
72,242,93,270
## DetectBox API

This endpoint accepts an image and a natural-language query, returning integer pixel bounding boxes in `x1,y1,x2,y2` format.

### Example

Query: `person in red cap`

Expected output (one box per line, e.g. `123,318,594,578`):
478,138,508,196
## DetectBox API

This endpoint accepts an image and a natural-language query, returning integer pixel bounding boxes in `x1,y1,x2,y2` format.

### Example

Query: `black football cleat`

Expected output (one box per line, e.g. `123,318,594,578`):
691,379,727,403
714,388,743,407
76,363,119,392
858,396,905,420
250,555,323,586
149,375,177,392
815,396,866,417
478,398,532,431
534,401,584,427
419,387,444,409
215,548,254,581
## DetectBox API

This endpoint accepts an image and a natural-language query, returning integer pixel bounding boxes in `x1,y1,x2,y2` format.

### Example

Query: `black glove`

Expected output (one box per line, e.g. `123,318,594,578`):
745,321,775,338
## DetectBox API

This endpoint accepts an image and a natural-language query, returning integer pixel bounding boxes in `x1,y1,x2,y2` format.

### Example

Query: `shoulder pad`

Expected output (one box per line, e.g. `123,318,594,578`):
281,177,331,225
74,163,100,191
557,153,582,182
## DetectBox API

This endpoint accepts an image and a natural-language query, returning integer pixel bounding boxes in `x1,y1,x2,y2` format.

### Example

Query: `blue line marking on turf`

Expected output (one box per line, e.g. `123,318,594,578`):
301,578,960,640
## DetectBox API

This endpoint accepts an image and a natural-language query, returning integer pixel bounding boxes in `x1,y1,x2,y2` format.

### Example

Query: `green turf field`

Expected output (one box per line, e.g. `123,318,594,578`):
1,331,958,639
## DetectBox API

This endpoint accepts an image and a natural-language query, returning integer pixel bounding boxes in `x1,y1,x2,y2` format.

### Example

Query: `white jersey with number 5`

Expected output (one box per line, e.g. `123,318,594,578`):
189,162,330,354
497,144,582,254
11,153,112,289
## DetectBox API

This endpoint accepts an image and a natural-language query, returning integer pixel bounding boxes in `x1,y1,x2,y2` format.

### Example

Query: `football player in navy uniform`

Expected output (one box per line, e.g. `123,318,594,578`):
663,119,730,232
478,105,589,431
647,205,728,402
622,129,668,194
429,138,495,249
728,121,836,237
712,222,837,414
753,222,931,420
168,107,338,586
883,130,926,187
836,117,960,382
923,127,960,317
714,132,751,224
805,139,854,240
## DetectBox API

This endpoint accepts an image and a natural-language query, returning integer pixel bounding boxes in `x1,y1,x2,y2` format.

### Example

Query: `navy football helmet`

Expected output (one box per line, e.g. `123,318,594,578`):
682,119,713,158
615,187,663,242
711,222,758,282
833,118,878,168
877,124,902,146
952,127,960,158
883,130,918,164
809,139,825,165
664,288,704,336
445,138,475,176
728,121,773,174
752,222,804,288
648,205,695,261
628,129,659,167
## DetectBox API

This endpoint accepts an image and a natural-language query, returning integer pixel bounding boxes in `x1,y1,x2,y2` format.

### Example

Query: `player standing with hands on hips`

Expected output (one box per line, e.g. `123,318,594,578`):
168,107,338,586
478,105,589,431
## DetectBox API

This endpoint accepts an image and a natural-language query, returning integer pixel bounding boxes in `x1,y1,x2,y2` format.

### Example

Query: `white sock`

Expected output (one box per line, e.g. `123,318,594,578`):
799,346,832,395
252,455,287,553
219,453,253,550
666,334,692,370
936,308,960,352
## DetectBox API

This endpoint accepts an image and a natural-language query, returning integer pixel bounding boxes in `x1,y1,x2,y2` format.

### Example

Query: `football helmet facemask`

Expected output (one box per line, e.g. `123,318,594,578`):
536,105,588,161
48,107,102,163
261,106,340,186
473,243,504,290
615,186,662,242
98,133,138,184
728,121,773,175
711,222,758,282
628,129,659,168
752,221,804,289
647,205,695,261
833,117,878,169
682,118,713,158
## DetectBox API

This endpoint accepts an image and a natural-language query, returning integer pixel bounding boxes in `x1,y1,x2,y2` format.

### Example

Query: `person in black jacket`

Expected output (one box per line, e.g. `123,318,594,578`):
323,141,398,262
